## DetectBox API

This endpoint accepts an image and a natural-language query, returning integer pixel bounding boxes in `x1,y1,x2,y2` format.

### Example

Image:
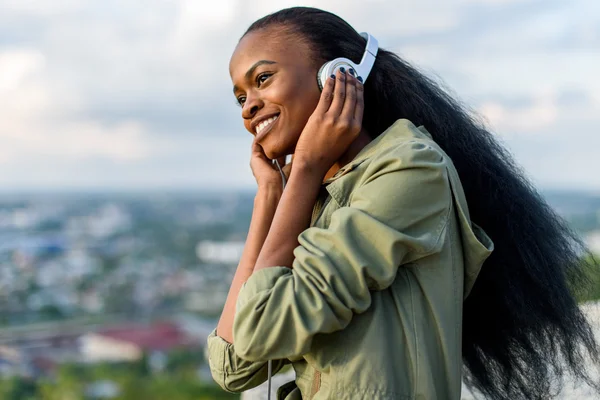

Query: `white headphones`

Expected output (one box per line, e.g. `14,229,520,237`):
273,33,378,188
317,32,379,91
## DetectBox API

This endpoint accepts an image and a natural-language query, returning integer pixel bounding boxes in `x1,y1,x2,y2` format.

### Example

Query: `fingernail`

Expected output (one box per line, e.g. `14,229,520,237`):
330,74,335,79
357,76,363,82
339,67,345,73
349,68,355,75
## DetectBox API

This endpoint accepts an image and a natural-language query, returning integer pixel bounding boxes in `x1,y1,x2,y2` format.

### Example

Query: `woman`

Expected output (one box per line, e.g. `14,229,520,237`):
207,6,600,400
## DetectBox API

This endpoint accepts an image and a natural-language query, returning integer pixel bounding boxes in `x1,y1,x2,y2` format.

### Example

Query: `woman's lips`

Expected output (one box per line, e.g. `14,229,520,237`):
255,114,279,143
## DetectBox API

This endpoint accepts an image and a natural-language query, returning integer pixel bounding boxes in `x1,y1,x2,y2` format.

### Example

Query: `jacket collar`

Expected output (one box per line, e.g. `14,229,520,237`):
323,119,433,185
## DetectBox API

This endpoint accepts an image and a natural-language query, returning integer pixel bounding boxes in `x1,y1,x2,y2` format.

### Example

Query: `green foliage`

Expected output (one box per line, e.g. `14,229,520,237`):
0,376,37,400
0,354,239,400
38,305,66,321
573,253,600,303
166,348,204,372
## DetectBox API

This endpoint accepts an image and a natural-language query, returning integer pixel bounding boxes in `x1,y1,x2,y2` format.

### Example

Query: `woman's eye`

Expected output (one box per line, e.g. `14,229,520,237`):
257,73,272,86
234,73,272,107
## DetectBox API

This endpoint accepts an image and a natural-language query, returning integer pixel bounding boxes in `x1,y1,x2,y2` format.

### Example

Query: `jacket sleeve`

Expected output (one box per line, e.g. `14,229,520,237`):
233,140,452,362
206,328,290,393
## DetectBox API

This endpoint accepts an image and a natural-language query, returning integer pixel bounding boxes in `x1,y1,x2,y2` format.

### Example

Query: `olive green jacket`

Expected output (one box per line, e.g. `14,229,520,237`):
207,119,494,399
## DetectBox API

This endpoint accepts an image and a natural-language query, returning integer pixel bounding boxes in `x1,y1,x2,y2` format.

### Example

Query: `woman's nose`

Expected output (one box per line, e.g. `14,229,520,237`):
242,95,263,120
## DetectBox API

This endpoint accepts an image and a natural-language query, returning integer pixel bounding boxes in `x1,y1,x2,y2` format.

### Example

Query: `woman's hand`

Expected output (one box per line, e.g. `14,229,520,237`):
250,139,292,189
293,68,364,178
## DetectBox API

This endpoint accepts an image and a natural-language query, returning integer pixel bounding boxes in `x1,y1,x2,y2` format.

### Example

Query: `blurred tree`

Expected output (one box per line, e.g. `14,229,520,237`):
38,366,85,400
0,376,37,400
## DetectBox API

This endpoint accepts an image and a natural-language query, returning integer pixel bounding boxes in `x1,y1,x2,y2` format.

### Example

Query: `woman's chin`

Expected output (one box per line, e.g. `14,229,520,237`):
262,147,276,161
263,146,286,161
261,137,295,161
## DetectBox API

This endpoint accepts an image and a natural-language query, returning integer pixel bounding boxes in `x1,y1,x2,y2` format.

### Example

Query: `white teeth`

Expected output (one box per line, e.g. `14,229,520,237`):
256,115,278,135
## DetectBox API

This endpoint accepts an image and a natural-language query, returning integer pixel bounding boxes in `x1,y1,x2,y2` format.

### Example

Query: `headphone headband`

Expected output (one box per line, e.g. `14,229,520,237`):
317,32,379,90
357,32,378,81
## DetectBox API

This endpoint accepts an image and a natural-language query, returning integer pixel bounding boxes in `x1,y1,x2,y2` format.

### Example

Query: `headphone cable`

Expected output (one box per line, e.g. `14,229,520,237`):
266,158,286,400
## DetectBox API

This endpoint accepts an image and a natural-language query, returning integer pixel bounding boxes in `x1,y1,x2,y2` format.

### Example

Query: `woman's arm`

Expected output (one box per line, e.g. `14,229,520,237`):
232,141,454,361
254,165,323,272
216,184,282,344
254,70,363,272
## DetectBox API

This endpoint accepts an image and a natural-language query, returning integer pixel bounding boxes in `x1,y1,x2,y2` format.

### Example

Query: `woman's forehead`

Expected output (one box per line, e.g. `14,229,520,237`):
229,30,311,76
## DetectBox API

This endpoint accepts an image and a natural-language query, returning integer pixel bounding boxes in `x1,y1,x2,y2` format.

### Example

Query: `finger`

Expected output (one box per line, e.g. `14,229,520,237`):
251,139,260,153
340,69,358,121
252,140,269,160
327,67,347,116
314,73,336,115
251,138,262,152
353,75,365,123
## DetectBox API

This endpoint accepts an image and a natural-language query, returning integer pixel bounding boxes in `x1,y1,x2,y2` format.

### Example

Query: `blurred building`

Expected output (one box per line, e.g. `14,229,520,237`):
80,322,197,363
196,240,244,264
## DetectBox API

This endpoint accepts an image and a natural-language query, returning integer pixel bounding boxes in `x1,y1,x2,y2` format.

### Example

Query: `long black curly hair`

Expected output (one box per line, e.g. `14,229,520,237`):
242,6,600,400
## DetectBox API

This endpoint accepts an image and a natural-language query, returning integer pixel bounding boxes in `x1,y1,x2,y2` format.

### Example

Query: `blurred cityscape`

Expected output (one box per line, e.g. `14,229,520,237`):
0,189,599,399
0,190,256,399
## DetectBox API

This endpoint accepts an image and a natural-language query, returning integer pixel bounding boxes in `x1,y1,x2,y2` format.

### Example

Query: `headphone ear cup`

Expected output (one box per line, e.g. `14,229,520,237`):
317,59,358,91
317,62,331,91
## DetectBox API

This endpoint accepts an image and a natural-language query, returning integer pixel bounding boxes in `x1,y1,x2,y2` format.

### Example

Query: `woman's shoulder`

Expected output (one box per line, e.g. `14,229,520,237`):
360,119,449,178
324,119,452,207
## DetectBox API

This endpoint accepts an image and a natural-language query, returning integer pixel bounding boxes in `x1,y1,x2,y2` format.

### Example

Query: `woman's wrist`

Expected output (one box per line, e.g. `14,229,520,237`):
291,156,328,182
290,159,327,187
255,183,283,205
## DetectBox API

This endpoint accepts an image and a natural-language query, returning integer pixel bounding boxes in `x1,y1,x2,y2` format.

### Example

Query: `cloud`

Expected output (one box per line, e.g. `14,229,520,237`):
0,132,256,190
474,85,597,134
174,0,237,33
0,120,152,164
0,49,46,93
502,117,600,190
0,0,599,190
0,48,153,165
0,0,83,17
479,94,559,133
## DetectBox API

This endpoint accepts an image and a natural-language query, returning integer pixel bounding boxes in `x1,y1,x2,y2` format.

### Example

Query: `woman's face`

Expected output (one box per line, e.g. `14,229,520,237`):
229,28,322,160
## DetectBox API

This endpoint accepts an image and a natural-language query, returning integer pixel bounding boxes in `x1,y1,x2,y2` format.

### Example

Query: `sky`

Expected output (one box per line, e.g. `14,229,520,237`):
0,0,598,192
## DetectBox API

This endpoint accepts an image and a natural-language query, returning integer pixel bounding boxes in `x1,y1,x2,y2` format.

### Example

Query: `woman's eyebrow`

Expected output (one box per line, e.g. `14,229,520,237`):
232,60,277,94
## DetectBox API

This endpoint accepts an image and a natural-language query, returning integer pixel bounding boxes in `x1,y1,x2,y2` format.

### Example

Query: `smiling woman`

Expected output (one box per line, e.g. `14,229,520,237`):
229,33,323,162
207,6,600,400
